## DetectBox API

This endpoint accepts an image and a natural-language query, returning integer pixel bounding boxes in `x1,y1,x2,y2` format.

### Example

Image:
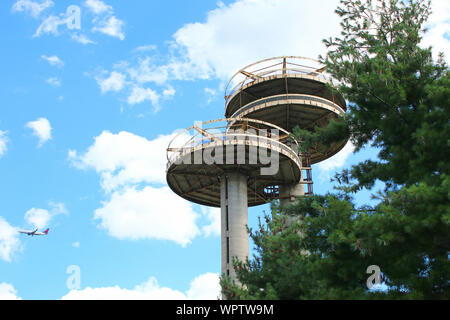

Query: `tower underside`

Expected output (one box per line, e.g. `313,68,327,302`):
166,131,302,207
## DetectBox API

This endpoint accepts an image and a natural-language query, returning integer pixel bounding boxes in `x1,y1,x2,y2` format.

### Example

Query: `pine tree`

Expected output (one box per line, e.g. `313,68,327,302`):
221,0,449,299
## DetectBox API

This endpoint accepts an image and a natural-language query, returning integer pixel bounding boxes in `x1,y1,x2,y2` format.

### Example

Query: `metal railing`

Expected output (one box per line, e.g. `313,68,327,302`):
166,118,300,169
224,56,334,109
230,93,346,118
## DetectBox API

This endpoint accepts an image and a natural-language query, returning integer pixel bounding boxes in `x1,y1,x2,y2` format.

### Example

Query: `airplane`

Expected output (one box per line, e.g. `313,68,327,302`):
18,228,49,236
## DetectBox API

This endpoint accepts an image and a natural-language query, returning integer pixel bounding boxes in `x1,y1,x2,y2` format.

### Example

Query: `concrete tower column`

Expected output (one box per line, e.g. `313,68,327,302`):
279,179,305,207
220,172,249,283
279,141,305,207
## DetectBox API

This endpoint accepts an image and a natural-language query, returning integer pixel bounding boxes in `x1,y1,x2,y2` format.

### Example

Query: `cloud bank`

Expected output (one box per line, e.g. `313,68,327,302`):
62,272,220,300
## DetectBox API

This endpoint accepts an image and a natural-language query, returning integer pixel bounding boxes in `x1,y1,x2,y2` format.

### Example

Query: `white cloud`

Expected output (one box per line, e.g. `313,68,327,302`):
422,0,450,61
0,283,22,300
96,71,126,94
15,0,126,43
14,0,122,41
133,45,157,53
204,87,217,104
127,86,160,109
163,86,176,98
93,0,450,114
61,272,220,300
84,0,112,15
94,186,200,246
48,201,68,215
168,0,341,81
32,4,82,38
62,278,184,300
69,130,221,246
46,77,61,87
317,141,355,172
93,59,176,111
72,241,80,248
24,202,67,229
0,131,8,158
204,88,216,95
41,55,64,68
24,208,51,229
33,14,69,37
185,273,221,300
201,208,220,237
93,16,125,40
126,57,170,85
0,217,21,263
69,130,176,191
12,0,54,18
25,117,52,147
71,33,96,45
69,130,220,246
164,0,448,81
85,0,125,41
93,0,342,108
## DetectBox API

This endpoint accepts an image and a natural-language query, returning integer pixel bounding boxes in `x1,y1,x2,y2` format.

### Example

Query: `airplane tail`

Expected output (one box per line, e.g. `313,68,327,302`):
44,228,49,234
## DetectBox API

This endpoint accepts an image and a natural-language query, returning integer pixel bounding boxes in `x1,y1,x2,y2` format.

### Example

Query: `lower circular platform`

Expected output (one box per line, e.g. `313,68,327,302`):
166,138,302,207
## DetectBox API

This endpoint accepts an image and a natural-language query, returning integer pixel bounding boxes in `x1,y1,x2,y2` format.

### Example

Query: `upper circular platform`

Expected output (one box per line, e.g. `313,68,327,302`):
225,56,346,117
224,56,348,163
166,118,302,207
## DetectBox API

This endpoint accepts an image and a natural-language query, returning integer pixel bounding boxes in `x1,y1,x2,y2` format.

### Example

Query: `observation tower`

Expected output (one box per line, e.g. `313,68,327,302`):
166,56,347,283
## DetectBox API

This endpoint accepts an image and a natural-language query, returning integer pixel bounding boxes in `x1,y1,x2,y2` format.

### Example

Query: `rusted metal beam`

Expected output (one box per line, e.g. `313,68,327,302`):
315,66,327,73
170,174,183,193
241,90,259,100
304,112,331,130
193,125,219,141
169,171,218,178
240,70,262,80
247,186,267,202
185,180,219,195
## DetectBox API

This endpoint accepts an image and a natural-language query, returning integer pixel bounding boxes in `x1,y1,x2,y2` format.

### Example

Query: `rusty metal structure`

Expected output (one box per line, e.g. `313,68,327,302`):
166,56,347,283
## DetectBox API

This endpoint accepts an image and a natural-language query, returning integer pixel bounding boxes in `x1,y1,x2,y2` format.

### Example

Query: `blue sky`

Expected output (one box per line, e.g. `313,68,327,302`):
0,0,448,300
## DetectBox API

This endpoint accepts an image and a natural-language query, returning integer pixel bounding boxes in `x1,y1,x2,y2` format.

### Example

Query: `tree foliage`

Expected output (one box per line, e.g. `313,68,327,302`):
221,0,449,300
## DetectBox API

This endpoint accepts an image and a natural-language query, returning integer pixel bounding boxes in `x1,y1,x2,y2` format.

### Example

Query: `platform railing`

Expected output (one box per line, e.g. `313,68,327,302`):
230,93,346,119
224,56,333,109
166,118,299,170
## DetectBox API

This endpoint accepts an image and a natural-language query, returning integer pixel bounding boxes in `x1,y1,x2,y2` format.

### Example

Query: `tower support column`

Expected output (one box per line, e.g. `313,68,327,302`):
279,142,305,207
220,172,248,283
279,179,305,207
